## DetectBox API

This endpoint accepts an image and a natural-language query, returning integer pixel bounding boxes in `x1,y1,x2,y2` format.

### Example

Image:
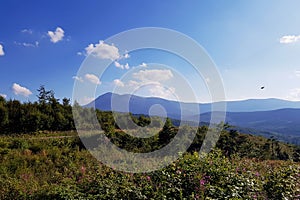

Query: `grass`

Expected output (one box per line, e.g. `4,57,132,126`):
0,131,299,199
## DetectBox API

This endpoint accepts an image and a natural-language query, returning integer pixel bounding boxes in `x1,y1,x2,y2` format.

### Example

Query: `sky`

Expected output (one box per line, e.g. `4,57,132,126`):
1,0,300,104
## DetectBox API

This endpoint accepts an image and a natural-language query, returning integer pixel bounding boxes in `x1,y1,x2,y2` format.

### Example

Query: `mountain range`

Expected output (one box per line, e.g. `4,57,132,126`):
86,92,300,144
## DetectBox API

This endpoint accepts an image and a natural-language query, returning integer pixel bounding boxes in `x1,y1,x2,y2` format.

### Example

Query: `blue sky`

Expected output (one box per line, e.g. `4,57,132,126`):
1,0,300,103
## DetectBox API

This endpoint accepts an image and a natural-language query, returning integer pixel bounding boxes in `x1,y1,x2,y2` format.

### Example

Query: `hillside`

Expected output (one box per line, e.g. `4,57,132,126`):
87,93,300,144
0,89,300,199
0,130,299,199
199,109,300,145
88,92,300,114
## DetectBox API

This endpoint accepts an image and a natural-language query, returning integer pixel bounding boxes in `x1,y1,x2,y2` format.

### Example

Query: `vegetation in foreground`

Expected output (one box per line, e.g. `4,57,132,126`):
0,132,299,199
0,86,300,199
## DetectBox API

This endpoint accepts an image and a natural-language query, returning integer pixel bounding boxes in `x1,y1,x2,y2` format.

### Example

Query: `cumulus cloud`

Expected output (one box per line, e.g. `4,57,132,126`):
113,79,125,87
280,35,300,44
123,80,176,100
127,80,140,88
12,83,32,97
84,73,101,85
85,40,120,60
148,84,176,99
0,44,4,56
114,61,122,69
114,61,129,70
72,76,83,82
133,69,173,82
0,93,7,98
47,27,65,43
112,68,177,100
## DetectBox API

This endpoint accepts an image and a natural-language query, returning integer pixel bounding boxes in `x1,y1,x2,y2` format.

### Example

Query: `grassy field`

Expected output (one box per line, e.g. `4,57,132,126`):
0,131,299,199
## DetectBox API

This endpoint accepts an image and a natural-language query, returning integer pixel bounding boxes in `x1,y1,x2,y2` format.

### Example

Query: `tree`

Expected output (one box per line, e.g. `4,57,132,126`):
159,118,175,145
37,85,52,104
0,97,8,131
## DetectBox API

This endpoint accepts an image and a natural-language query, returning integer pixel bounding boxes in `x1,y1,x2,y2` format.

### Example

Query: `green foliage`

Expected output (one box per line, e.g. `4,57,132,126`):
0,134,299,199
0,86,299,199
0,86,75,134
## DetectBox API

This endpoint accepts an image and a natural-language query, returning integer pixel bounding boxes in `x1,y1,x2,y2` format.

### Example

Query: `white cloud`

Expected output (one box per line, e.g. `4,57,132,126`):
287,88,300,101
72,76,83,82
113,79,125,87
12,83,32,97
295,70,300,77
124,63,129,69
47,27,65,43
84,73,101,85
23,43,35,47
124,80,176,99
0,93,7,98
0,44,4,56
78,96,95,105
21,29,33,34
127,80,140,88
133,69,173,82
148,84,176,99
14,41,39,48
114,61,123,69
124,53,130,59
279,35,300,44
113,69,177,100
85,40,120,60
114,61,129,70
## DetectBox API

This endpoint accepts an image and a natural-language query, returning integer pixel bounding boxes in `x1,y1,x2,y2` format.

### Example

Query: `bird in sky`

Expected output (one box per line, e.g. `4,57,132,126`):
260,86,265,90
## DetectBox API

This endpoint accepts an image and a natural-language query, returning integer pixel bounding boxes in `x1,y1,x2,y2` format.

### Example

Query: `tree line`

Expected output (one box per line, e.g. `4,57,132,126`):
0,86,75,134
0,86,299,161
0,86,165,135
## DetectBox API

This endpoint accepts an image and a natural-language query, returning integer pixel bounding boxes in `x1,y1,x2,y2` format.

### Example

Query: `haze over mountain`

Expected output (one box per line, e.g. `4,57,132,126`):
86,92,300,144
87,92,300,114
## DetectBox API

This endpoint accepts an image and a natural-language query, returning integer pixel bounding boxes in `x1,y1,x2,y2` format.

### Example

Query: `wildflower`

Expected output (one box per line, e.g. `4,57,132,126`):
20,173,31,182
255,172,260,177
146,176,151,181
81,165,86,174
200,179,206,186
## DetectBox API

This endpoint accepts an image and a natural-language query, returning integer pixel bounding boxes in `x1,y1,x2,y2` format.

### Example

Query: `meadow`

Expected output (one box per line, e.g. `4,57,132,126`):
1,88,300,199
0,131,299,199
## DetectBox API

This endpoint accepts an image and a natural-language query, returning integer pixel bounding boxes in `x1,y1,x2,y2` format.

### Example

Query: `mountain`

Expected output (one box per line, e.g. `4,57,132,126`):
87,92,300,114
86,93,300,144
199,109,300,145
202,108,300,136
87,92,195,120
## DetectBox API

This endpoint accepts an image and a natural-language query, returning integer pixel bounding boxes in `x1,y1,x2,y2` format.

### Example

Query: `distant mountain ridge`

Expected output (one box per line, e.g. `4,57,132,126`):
86,93,300,144
87,92,300,114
